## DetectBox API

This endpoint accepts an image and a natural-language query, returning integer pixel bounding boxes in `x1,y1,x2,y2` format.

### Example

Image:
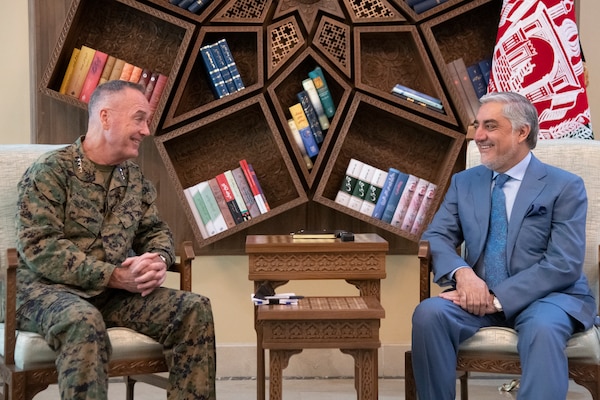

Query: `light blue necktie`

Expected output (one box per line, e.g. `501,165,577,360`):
483,173,510,289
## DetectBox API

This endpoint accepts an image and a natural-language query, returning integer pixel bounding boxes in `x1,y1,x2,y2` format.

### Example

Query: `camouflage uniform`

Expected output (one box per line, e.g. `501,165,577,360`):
16,137,216,400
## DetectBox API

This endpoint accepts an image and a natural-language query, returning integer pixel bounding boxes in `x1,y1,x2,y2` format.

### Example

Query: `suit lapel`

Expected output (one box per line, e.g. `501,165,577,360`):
471,166,494,262
506,155,547,262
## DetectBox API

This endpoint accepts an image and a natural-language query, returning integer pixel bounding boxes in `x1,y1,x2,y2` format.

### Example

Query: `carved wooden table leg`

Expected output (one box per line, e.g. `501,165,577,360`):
341,348,378,400
269,349,302,400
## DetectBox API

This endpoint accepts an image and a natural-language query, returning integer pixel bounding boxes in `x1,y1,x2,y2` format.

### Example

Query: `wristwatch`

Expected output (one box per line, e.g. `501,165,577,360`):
493,296,503,312
157,254,167,265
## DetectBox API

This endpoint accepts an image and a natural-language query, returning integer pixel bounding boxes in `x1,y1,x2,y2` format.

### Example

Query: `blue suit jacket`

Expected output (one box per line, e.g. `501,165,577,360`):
423,153,596,327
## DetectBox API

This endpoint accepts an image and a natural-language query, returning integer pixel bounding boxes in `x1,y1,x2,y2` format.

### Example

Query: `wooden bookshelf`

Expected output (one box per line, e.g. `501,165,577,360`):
32,0,503,254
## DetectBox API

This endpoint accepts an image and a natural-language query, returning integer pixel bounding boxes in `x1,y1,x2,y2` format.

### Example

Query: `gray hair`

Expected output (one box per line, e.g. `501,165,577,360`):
479,91,539,149
88,80,146,116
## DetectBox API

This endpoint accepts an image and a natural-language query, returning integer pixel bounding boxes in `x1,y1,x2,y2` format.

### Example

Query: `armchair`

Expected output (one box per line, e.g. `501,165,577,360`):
405,139,600,399
0,144,195,399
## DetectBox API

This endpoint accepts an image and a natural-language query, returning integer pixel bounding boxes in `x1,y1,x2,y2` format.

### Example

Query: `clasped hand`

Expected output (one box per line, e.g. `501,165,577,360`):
439,267,497,316
109,252,167,296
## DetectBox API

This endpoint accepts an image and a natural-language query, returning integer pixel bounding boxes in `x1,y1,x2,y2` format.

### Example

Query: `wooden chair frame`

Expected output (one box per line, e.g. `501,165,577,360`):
0,241,195,400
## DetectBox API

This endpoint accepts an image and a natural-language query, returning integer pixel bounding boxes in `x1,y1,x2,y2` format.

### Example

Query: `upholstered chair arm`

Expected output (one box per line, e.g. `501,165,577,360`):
5,248,18,365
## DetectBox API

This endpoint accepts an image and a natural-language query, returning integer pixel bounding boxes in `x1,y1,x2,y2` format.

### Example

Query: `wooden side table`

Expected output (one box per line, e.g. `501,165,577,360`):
246,234,388,400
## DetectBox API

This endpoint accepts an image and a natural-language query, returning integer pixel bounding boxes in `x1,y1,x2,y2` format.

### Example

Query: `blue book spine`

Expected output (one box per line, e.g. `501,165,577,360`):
372,168,400,219
381,171,410,223
308,66,336,118
209,43,237,94
392,84,443,110
200,45,228,99
217,39,245,91
478,58,492,88
413,0,449,14
466,63,487,99
177,0,195,9
289,103,319,158
297,90,324,144
187,0,212,13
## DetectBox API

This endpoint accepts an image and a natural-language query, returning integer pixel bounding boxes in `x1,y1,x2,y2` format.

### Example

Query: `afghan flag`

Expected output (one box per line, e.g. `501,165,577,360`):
488,0,593,139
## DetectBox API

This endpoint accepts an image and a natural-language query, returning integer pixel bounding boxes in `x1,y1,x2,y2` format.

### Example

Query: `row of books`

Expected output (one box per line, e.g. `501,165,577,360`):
200,38,245,100
287,66,336,170
391,83,444,113
183,159,270,239
168,0,213,14
406,0,449,14
335,158,437,235
447,57,491,122
59,45,167,119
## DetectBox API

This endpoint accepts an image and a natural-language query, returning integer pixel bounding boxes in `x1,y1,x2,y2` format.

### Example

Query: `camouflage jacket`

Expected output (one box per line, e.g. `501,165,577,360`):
16,137,174,302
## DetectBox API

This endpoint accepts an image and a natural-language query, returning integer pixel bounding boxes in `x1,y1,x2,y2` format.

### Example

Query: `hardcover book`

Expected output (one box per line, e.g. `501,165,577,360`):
301,78,329,130
148,74,167,122
391,91,444,113
289,103,319,158
217,39,245,91
308,66,336,118
347,162,375,212
246,162,270,212
64,45,96,98
98,55,116,86
287,119,314,170
372,167,400,220
392,83,442,108
410,181,437,235
183,186,210,239
390,174,420,228
239,159,268,214
466,62,487,99
197,181,228,233
188,0,212,13
144,71,160,100
359,167,388,216
128,65,143,83
209,42,237,94
413,0,449,14
232,166,261,218
224,170,251,221
453,58,481,118
119,62,135,81
190,184,217,237
381,170,410,223
200,44,229,99
215,172,245,224
137,68,152,90
478,58,492,87
447,59,477,123
59,48,80,94
399,178,430,232
79,49,108,103
297,90,324,144
335,158,364,207
208,177,236,228
108,58,126,82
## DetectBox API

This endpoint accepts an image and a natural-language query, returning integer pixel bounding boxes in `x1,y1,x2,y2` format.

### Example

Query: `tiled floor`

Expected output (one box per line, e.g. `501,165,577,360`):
31,377,592,399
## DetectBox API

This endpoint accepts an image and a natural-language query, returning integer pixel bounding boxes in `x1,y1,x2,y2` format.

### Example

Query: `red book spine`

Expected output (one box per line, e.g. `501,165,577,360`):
215,173,244,224
148,73,167,122
78,50,108,103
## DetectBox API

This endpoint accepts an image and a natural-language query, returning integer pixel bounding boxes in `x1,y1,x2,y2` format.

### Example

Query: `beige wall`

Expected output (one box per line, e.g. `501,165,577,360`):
1,1,599,376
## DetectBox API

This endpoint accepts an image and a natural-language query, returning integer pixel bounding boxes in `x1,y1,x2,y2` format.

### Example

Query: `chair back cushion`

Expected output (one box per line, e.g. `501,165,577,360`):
467,139,600,308
0,144,67,322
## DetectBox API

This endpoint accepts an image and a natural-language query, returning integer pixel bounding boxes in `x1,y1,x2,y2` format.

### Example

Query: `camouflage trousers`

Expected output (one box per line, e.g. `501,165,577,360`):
16,286,216,400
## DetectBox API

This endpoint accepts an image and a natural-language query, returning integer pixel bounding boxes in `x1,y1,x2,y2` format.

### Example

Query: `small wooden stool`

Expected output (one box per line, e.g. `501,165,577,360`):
247,234,388,400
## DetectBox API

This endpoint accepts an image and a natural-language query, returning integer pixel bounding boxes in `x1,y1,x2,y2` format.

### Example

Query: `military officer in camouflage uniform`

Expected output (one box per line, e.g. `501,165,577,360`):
16,80,216,399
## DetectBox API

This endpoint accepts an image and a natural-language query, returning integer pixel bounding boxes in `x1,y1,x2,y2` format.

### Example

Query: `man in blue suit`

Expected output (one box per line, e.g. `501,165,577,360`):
411,91,596,399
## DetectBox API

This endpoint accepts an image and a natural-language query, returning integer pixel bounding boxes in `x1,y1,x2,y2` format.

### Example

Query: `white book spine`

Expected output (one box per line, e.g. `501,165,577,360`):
390,174,419,228
359,167,388,216
347,163,375,211
335,158,364,207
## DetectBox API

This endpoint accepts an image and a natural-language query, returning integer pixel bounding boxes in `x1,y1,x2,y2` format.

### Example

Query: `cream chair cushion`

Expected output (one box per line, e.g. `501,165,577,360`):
462,139,600,363
0,325,164,369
